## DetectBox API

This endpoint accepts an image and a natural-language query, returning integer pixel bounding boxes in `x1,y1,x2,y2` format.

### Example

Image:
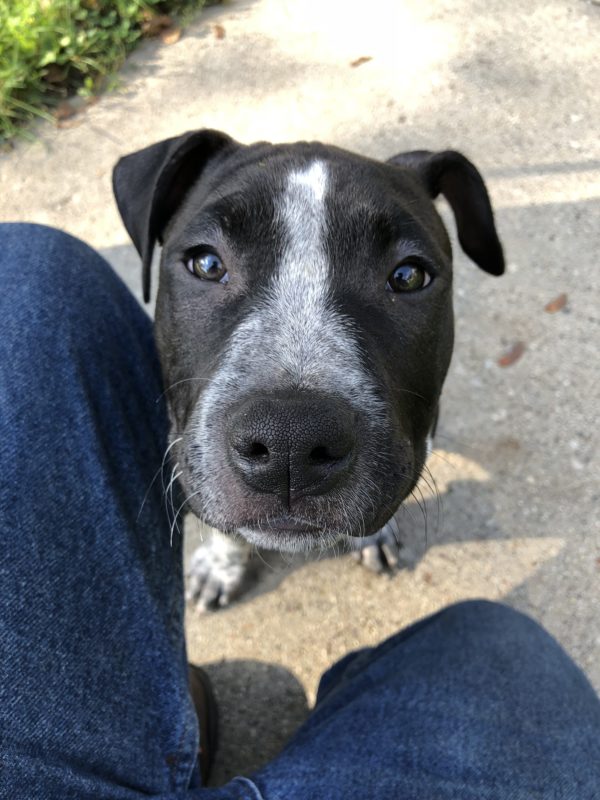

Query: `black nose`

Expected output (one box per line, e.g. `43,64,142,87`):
227,393,356,503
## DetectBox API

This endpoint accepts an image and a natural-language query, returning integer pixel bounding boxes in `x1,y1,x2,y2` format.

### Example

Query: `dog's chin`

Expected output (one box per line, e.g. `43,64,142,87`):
234,499,407,551
188,476,422,554
184,452,426,554
236,523,347,553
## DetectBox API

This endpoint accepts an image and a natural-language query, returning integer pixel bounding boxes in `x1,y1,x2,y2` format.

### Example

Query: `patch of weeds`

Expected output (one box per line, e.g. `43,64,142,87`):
0,0,206,142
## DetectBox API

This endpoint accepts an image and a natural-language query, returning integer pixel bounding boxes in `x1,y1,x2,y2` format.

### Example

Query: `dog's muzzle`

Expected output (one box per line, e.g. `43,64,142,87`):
227,392,356,505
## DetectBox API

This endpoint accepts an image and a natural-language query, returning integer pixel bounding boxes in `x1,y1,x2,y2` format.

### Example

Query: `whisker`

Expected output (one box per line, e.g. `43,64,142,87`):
138,436,182,521
423,463,443,535
160,436,183,496
431,432,477,454
390,514,403,551
249,542,269,572
427,449,457,468
155,376,206,404
166,465,183,545
170,488,204,546
410,484,429,547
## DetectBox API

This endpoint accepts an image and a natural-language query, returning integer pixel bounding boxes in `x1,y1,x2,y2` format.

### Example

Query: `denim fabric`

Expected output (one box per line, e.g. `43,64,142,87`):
1,224,599,800
0,224,198,798
249,602,600,799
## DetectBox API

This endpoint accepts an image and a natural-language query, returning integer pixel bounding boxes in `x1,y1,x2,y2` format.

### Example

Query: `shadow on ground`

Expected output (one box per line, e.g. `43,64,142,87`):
201,659,309,786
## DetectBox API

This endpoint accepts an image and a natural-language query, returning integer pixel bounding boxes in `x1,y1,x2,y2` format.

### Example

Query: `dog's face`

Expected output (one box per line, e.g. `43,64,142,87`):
114,131,503,551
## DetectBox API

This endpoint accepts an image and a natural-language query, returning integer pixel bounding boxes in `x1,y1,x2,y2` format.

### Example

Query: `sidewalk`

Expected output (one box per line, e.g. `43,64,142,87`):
1,0,599,784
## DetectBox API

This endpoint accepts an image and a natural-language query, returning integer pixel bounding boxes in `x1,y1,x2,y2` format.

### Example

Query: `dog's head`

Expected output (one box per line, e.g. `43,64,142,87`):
113,130,503,551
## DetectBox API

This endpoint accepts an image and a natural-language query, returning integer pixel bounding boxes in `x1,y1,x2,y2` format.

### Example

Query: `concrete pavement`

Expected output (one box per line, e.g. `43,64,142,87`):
1,0,599,784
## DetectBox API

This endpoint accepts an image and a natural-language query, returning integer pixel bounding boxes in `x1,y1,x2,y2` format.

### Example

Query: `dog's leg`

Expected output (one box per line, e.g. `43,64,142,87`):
352,517,409,573
186,529,251,611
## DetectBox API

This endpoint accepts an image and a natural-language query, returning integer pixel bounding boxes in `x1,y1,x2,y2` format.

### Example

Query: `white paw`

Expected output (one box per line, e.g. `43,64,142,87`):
352,518,407,574
186,530,251,612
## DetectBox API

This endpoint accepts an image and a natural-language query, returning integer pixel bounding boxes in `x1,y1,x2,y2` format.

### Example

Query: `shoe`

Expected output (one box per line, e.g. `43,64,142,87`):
188,664,219,783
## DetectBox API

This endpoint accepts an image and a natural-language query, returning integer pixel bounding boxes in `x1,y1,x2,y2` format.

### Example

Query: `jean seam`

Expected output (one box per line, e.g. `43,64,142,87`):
231,776,266,800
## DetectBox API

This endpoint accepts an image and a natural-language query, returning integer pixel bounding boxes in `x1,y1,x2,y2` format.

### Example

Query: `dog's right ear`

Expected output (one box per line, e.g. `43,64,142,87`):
113,129,237,302
387,150,504,277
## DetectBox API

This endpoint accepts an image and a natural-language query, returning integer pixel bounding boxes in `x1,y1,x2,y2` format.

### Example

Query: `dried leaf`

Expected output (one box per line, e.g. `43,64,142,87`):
498,341,526,368
214,23,226,39
54,100,77,121
161,25,182,45
57,117,85,130
141,14,172,37
544,293,568,313
350,56,372,68
43,64,67,84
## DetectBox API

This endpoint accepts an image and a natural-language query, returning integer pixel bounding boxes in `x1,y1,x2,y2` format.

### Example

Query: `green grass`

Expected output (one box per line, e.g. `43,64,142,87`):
0,0,206,141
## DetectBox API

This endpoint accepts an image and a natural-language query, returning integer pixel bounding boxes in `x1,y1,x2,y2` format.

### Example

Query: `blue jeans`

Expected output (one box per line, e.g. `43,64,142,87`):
1,224,599,800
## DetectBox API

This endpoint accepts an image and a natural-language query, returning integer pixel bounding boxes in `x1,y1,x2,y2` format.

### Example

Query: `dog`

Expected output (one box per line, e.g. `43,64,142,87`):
113,130,504,609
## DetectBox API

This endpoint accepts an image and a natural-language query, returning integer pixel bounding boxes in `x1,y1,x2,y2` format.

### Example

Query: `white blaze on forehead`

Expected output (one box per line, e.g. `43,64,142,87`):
277,161,329,297
271,160,332,379
288,160,327,201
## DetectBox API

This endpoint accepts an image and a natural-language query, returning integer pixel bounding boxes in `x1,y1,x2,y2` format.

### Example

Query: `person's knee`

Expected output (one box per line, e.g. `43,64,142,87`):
440,598,535,630
438,599,555,657
0,223,140,358
0,224,116,313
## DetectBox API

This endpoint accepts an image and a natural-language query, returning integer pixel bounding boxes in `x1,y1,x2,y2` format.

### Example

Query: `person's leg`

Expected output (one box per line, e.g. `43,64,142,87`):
0,224,200,799
246,600,600,800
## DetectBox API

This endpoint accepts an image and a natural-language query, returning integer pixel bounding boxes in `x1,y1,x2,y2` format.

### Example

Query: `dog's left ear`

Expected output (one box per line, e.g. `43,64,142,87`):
113,129,237,302
388,150,504,276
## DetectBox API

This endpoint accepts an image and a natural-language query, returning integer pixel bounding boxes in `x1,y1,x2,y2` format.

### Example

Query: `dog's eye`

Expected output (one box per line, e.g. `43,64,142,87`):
386,262,431,293
185,252,229,283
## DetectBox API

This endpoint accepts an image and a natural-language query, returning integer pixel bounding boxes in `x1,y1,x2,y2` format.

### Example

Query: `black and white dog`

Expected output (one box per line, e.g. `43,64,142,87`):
113,130,503,608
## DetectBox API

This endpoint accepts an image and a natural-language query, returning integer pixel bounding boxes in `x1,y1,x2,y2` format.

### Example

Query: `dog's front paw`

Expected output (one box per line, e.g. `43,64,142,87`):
352,519,407,573
186,530,251,612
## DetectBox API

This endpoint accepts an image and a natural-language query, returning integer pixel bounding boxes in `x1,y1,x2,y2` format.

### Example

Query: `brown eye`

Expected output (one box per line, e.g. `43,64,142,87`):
386,262,431,293
185,252,228,283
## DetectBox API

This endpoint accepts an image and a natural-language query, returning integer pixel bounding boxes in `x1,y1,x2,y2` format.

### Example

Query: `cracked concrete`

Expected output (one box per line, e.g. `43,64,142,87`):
1,0,599,785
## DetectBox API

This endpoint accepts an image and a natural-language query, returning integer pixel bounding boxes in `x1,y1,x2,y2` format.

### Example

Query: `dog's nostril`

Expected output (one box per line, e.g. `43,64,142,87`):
309,445,339,465
247,441,269,460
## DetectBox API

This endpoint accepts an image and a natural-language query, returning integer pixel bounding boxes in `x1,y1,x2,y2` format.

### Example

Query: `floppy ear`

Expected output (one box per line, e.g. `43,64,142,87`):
113,129,236,302
387,150,504,276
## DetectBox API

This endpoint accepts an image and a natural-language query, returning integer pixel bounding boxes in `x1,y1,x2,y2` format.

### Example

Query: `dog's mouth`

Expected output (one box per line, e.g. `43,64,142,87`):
249,516,324,534
177,441,428,553
236,515,348,551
